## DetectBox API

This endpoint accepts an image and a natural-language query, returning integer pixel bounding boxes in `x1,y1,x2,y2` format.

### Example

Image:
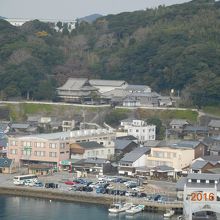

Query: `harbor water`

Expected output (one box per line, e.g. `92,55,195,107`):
0,196,164,220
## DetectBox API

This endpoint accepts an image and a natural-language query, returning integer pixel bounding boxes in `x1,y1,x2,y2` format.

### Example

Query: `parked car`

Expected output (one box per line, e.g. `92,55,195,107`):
96,187,106,194
83,186,93,192
154,195,161,201
119,190,126,196
127,183,138,188
45,183,58,188
64,181,78,185
34,182,44,187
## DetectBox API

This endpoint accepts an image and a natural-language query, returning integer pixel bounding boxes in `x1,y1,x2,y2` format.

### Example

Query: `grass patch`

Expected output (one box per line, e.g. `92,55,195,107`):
202,106,220,117
21,103,54,114
137,109,198,122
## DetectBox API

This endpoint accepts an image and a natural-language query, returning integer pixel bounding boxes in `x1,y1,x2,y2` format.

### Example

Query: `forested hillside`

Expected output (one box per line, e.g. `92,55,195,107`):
0,0,220,107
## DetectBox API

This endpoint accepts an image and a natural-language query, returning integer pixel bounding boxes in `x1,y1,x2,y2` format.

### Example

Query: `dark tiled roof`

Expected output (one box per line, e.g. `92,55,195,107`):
191,160,209,170
116,135,138,141
84,158,109,164
120,147,150,163
151,165,174,172
11,123,30,129
202,155,220,162
114,139,136,150
77,141,104,149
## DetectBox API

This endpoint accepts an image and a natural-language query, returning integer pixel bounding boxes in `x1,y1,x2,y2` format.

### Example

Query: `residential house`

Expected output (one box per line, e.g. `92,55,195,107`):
62,120,75,132
10,123,31,133
158,96,173,107
118,147,150,176
190,157,220,174
57,78,98,103
182,125,209,139
146,140,207,172
208,120,220,136
70,141,114,160
89,79,128,94
150,165,175,180
73,158,116,175
120,118,137,131
0,158,16,174
125,119,156,143
170,119,189,130
122,92,159,107
147,145,194,172
114,139,138,156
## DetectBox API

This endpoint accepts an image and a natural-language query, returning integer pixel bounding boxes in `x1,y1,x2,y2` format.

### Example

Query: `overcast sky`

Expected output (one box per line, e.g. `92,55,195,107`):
1,0,191,20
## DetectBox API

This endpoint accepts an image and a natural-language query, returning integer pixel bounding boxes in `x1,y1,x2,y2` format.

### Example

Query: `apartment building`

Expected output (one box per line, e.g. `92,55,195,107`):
147,146,194,171
7,128,116,166
124,119,156,142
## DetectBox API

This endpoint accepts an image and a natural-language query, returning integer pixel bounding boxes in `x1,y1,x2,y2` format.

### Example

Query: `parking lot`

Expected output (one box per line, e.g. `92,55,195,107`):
0,172,178,202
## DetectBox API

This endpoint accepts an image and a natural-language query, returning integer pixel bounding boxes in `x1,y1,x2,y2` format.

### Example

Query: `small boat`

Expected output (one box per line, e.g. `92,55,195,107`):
109,202,133,213
126,204,145,215
164,209,175,218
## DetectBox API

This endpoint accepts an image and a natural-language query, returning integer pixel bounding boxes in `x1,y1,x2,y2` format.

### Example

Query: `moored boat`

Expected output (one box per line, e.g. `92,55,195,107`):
126,204,145,215
164,209,175,218
109,202,133,213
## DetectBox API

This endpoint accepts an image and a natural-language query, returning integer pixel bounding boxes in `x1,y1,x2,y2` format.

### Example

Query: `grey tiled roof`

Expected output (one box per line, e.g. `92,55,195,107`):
84,158,109,164
201,155,220,162
191,160,208,170
183,125,208,132
187,173,220,180
11,123,30,129
125,85,151,91
90,79,127,87
170,119,189,126
120,147,150,163
101,89,129,98
116,135,138,141
114,139,136,150
57,78,97,91
208,120,220,128
77,141,104,149
176,173,220,191
157,140,201,149
151,165,174,172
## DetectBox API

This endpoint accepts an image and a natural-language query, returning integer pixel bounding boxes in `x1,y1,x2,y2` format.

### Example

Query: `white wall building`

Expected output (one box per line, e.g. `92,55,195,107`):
123,119,156,142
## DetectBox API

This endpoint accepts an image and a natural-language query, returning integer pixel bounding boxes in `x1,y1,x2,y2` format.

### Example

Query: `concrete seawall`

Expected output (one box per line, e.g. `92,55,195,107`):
0,186,114,205
0,186,183,213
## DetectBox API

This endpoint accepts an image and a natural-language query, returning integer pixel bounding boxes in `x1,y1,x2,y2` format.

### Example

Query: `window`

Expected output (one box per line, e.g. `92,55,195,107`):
49,143,57,149
35,142,45,148
23,150,31,156
34,151,45,157
11,140,17,146
10,149,17,155
23,141,31,147
136,129,139,132
60,143,65,148
49,152,57,157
